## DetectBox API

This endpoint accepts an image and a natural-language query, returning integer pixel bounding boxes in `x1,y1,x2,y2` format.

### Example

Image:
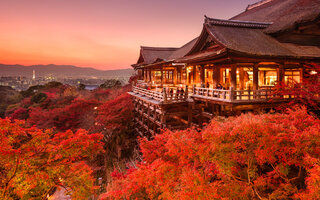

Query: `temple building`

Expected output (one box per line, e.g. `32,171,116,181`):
129,0,320,137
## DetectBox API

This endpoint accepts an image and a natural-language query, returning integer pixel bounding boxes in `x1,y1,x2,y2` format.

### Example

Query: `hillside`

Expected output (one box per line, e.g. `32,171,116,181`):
0,64,134,78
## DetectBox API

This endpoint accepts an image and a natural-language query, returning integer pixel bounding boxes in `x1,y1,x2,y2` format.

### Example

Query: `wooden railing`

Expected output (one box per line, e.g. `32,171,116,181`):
193,87,232,101
132,86,188,103
132,86,164,101
132,86,287,103
192,87,284,102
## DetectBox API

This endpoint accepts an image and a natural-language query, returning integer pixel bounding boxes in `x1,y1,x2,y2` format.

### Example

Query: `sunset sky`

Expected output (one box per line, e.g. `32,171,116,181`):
0,0,258,70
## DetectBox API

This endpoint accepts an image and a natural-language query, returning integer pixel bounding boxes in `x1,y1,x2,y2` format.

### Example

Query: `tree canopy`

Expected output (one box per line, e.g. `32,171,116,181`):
103,107,320,200
0,118,104,200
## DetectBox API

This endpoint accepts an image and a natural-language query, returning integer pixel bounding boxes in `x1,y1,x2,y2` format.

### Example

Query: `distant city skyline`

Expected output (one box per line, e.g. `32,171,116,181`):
0,0,258,70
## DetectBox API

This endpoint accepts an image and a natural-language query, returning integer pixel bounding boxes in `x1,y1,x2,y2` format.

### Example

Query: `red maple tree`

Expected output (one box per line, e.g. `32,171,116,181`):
102,107,320,200
0,118,104,200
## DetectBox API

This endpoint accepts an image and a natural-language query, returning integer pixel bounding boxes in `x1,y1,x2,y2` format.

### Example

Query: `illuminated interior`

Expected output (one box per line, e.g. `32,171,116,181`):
259,67,277,87
284,69,301,85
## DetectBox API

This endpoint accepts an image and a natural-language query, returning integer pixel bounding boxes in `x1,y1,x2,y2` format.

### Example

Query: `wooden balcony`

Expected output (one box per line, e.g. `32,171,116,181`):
130,85,289,105
191,87,285,103
131,86,188,104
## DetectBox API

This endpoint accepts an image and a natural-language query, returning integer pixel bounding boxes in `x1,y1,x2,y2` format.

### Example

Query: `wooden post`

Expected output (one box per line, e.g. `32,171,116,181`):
239,67,245,90
178,66,182,84
230,87,234,101
300,63,304,83
149,69,152,83
212,66,220,88
185,85,188,99
147,103,150,131
147,68,149,82
277,63,284,83
163,87,167,103
141,69,144,80
192,65,196,84
173,68,177,85
146,68,149,82
153,105,157,134
230,64,237,90
253,64,259,90
200,65,205,86
160,67,163,87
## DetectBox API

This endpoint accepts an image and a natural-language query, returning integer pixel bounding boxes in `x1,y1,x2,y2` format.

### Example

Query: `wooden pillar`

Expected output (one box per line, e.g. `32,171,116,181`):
146,68,148,81
200,65,205,86
173,68,177,85
253,64,259,90
153,105,157,134
277,63,284,83
300,63,305,82
192,65,196,85
230,64,237,89
147,103,150,134
178,66,182,84
160,109,166,129
212,66,220,88
239,67,245,90
149,69,152,83
146,68,149,82
160,67,163,87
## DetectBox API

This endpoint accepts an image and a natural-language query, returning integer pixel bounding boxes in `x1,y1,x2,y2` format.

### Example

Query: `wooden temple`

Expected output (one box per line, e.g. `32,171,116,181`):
129,0,320,137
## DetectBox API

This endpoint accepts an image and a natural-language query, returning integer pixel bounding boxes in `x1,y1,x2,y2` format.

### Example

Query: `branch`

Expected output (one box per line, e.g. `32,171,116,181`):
2,155,20,199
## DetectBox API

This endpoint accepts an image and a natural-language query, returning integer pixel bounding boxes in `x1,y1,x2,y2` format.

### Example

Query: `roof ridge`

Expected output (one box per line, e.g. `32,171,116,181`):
246,0,274,11
204,17,273,28
141,46,179,51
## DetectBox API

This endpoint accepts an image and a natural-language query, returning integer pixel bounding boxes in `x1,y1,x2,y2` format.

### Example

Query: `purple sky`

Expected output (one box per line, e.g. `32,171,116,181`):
0,0,258,69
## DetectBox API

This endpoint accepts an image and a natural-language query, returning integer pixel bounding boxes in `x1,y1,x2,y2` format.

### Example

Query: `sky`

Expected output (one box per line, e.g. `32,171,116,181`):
0,0,258,70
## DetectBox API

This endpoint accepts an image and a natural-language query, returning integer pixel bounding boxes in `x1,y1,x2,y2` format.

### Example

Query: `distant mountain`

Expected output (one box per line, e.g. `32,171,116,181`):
0,64,134,78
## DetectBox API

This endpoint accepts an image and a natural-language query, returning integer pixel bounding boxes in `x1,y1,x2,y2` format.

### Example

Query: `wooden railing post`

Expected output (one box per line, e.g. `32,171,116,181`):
185,85,188,100
230,87,234,101
163,87,167,103
193,85,196,95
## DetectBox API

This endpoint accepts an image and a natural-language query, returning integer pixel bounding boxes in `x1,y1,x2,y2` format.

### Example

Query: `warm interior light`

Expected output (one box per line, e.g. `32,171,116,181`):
310,71,318,75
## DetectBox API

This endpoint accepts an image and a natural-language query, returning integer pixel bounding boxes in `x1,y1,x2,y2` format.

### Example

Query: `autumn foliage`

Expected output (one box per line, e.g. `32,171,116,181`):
274,64,320,112
103,107,320,200
0,118,104,200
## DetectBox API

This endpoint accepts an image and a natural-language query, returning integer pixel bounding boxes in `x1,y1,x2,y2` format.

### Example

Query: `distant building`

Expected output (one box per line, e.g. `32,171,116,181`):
129,0,320,137
32,69,36,80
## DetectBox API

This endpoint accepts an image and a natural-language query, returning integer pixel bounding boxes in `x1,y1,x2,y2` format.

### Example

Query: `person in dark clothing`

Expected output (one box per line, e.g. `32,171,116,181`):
217,83,223,89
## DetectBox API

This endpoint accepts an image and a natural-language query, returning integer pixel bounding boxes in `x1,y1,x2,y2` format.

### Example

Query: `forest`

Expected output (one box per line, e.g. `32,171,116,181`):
0,65,320,200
